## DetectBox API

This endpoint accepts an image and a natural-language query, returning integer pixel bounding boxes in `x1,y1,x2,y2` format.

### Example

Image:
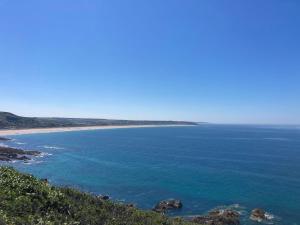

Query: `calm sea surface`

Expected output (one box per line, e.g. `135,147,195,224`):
2,125,300,224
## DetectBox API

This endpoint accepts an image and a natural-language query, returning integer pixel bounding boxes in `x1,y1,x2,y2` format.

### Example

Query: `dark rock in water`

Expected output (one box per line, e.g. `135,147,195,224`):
0,146,40,156
0,155,10,161
250,208,266,222
192,209,240,225
0,137,10,141
153,199,182,213
25,150,41,156
209,209,239,218
0,146,41,161
97,195,110,200
17,155,30,160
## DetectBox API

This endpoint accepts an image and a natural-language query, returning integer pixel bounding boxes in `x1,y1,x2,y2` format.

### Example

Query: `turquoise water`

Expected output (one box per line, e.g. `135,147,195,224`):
2,125,300,224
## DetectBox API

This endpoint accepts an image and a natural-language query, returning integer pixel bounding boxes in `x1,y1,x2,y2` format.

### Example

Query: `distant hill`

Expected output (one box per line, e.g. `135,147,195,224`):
0,112,197,129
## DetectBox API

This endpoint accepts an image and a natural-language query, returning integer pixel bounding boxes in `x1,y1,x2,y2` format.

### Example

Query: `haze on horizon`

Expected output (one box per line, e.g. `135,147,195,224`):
1,1,299,125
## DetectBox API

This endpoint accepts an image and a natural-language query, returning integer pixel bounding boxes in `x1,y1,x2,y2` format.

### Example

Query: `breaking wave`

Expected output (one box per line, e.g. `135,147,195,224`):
40,145,64,150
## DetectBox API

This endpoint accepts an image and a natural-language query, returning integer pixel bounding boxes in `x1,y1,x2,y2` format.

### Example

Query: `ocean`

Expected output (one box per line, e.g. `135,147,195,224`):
2,125,300,224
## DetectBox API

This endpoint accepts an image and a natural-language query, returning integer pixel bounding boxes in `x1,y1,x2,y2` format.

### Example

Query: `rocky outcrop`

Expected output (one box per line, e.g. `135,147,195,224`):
0,146,40,161
250,208,266,222
0,137,11,141
153,199,183,213
97,195,110,200
192,209,240,225
16,155,30,160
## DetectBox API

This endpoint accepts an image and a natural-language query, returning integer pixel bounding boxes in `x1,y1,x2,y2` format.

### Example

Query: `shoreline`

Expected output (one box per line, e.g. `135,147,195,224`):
0,124,192,136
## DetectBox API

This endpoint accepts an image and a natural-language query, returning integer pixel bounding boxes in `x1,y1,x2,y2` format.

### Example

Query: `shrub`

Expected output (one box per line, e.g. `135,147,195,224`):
0,167,196,225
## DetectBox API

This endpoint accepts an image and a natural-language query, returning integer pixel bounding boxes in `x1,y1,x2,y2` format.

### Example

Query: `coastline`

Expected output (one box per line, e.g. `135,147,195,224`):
0,124,192,136
0,125,282,224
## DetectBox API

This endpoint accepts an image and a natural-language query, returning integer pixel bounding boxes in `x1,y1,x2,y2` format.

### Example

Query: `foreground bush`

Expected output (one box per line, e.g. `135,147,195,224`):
0,167,195,225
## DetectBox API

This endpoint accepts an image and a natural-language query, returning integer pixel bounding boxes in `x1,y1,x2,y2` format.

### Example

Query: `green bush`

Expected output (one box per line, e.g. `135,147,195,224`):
0,167,196,225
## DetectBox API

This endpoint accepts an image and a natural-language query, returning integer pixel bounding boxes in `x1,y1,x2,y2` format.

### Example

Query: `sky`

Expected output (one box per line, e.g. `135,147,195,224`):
0,0,300,124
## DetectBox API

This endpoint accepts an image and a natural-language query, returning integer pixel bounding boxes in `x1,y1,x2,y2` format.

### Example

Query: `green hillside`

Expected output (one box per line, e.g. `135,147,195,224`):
0,112,197,129
0,167,196,225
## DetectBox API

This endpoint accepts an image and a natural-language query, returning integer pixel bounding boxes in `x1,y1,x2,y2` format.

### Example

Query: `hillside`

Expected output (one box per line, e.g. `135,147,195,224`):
0,112,197,129
0,167,196,225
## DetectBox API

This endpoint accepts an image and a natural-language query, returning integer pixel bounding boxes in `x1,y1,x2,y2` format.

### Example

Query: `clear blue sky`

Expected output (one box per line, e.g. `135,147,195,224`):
1,0,299,124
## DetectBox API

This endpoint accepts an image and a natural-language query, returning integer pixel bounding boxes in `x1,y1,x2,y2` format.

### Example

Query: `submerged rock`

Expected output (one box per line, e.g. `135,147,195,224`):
17,155,30,161
250,208,266,222
192,209,240,225
153,199,182,213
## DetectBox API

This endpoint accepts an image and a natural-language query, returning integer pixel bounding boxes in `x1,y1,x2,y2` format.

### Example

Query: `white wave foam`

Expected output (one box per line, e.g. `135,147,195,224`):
37,152,53,158
209,204,246,215
15,142,26,145
24,160,44,165
0,143,9,147
40,145,64,150
231,203,241,209
265,212,274,220
263,137,289,141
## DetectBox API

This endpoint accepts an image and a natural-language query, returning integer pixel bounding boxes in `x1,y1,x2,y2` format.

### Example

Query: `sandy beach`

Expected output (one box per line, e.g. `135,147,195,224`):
0,125,190,136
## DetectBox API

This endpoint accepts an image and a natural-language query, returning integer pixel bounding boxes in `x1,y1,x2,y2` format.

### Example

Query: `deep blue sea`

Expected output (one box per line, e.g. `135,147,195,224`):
2,125,300,224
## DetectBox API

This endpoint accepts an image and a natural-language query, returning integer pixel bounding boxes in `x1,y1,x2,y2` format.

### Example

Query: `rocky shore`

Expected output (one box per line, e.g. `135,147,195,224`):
0,146,41,161
153,199,183,213
0,137,11,141
191,209,240,225
152,199,276,225
0,137,41,161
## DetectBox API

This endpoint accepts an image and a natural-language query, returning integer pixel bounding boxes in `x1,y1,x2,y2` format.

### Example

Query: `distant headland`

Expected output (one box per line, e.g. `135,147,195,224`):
0,112,198,135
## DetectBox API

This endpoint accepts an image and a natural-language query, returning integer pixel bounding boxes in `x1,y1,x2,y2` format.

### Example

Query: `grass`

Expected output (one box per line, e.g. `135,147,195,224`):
0,167,197,225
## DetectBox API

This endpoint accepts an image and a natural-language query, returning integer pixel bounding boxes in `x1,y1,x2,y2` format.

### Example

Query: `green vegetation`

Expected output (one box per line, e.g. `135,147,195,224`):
0,167,196,225
0,112,197,129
